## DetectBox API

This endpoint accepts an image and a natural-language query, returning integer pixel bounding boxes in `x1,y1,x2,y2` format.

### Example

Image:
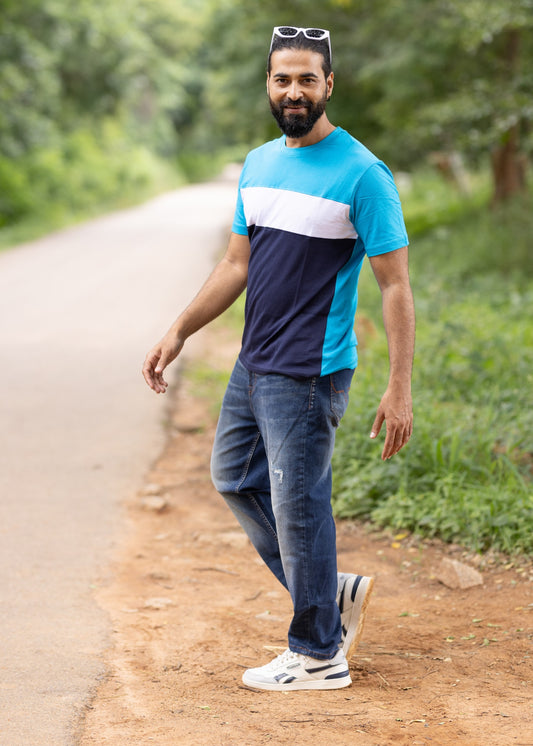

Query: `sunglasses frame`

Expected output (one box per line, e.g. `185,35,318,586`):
270,26,332,63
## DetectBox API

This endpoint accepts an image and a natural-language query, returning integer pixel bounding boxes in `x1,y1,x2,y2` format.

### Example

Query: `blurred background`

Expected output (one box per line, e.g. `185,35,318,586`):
1,0,532,554
1,0,532,237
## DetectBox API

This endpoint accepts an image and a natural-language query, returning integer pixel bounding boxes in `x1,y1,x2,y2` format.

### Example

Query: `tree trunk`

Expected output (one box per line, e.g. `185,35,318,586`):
491,124,528,204
490,29,528,204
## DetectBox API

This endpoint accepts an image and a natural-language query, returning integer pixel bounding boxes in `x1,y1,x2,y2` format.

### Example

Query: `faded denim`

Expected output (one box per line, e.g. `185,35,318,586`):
211,357,353,659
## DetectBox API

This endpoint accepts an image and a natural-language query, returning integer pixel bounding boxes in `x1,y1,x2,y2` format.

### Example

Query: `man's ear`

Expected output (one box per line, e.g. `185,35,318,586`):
327,72,334,101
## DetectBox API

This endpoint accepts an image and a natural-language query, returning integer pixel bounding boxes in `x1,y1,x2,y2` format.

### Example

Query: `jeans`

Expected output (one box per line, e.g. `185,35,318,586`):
210,357,354,660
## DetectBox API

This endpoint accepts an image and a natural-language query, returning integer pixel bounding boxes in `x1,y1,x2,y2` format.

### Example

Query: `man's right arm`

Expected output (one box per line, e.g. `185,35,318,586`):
142,232,250,393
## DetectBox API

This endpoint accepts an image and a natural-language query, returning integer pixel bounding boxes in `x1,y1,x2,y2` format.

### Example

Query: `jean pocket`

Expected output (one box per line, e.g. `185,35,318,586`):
329,369,354,426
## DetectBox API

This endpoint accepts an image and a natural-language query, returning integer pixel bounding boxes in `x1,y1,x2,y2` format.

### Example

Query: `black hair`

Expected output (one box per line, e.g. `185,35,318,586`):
267,32,332,79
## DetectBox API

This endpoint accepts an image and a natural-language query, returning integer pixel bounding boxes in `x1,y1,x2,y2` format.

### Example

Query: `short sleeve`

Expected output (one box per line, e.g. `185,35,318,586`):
353,162,409,256
231,161,250,236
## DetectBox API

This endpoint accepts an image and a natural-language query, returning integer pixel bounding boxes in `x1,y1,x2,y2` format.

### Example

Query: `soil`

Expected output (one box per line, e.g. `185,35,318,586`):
80,328,533,746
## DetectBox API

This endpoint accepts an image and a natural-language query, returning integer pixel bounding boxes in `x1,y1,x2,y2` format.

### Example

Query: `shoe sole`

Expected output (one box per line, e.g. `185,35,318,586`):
241,673,352,691
343,576,374,660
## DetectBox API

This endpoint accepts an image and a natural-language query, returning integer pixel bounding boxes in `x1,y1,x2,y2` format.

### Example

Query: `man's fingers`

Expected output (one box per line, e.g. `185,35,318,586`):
381,419,413,460
142,335,184,394
370,411,384,440
142,349,168,393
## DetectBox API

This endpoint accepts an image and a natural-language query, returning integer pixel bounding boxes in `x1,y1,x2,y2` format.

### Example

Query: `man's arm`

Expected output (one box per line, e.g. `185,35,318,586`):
368,246,415,459
142,232,250,394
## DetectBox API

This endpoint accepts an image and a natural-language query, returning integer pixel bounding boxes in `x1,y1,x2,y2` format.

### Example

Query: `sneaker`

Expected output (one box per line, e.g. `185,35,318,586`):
337,574,374,660
242,648,352,691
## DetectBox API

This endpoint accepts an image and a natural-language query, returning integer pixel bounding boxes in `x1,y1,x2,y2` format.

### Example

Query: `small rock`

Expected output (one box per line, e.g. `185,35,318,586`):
436,558,483,590
140,495,169,512
145,597,174,610
255,611,285,622
220,531,250,549
141,483,162,496
147,571,171,582
172,421,203,434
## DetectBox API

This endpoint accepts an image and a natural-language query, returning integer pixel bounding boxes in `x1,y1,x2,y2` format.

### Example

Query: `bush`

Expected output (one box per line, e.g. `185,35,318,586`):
0,119,184,245
332,175,533,555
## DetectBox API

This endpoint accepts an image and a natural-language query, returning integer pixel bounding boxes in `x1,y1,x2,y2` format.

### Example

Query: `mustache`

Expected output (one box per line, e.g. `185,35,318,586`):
281,98,311,109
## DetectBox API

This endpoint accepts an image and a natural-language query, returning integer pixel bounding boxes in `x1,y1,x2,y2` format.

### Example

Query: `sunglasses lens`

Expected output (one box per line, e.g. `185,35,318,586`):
305,28,326,39
277,26,299,37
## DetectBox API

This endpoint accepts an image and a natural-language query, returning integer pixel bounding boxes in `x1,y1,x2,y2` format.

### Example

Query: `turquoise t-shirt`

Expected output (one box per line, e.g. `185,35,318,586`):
232,127,408,377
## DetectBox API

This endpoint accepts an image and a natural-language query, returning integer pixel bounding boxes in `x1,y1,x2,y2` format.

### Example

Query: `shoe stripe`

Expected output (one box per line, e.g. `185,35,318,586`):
306,663,339,674
339,584,346,612
351,575,363,602
274,672,299,683
325,669,351,680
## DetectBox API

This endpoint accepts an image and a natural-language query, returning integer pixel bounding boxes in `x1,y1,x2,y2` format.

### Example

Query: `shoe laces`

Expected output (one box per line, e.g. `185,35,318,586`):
270,649,301,668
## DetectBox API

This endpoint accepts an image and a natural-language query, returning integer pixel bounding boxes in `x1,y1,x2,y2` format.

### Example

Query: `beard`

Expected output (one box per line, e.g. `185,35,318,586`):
269,92,328,138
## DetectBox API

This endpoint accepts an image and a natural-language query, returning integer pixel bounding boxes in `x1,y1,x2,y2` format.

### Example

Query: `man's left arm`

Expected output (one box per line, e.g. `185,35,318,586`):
368,246,415,460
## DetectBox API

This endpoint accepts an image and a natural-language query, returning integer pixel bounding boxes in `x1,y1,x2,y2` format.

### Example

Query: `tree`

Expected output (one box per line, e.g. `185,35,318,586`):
196,0,533,201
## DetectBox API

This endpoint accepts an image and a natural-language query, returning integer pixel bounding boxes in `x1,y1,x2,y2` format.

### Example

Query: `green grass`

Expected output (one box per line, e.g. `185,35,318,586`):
332,175,533,555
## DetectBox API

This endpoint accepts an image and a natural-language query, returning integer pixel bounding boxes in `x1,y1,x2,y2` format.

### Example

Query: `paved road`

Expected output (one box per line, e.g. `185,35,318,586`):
0,176,238,745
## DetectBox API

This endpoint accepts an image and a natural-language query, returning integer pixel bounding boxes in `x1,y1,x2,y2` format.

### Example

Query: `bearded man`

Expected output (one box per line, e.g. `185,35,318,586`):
143,26,415,692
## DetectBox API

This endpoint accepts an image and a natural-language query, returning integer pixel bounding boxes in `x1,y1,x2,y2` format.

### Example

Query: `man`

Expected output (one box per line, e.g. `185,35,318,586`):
143,26,415,692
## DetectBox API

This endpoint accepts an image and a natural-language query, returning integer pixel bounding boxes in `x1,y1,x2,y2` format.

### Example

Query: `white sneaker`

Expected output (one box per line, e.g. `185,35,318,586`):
242,648,352,691
337,574,374,660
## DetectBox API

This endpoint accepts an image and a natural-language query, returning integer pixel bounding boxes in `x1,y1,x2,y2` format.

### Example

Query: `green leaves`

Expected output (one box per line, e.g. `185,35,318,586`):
332,174,533,555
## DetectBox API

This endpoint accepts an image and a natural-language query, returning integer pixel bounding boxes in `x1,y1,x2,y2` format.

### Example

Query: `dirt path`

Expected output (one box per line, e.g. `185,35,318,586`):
80,329,533,746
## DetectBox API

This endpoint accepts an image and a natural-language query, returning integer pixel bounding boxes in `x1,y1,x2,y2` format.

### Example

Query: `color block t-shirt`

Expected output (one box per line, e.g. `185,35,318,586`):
232,127,408,377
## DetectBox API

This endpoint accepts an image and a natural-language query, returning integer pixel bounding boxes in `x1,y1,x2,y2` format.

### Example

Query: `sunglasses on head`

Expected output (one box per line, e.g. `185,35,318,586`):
270,26,331,62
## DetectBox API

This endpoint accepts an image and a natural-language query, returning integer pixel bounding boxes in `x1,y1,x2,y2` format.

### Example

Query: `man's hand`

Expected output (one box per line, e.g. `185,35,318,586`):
370,386,413,460
142,332,183,394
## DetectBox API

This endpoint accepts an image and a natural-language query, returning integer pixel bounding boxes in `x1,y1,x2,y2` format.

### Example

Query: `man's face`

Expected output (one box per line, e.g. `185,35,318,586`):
267,48,334,139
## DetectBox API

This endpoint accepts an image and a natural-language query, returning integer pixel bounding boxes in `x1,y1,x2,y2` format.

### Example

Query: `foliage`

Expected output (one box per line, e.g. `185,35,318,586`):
0,122,182,245
0,0,209,158
2,0,532,233
198,0,533,188
332,179,533,554
0,0,210,234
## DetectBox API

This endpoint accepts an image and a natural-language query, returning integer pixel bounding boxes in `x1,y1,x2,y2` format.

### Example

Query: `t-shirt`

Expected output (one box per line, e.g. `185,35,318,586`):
231,126,408,378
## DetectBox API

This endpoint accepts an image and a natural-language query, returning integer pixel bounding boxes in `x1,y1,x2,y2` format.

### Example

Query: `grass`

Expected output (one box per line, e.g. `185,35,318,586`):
332,175,533,555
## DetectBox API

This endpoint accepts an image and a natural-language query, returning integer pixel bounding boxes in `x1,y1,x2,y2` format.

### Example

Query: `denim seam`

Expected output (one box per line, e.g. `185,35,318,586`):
289,642,334,660
329,375,347,395
301,379,314,643
308,376,317,410
329,373,351,426
235,430,262,493
248,494,279,539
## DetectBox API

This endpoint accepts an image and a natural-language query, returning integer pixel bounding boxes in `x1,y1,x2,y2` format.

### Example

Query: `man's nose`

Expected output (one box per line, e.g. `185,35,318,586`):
287,81,303,100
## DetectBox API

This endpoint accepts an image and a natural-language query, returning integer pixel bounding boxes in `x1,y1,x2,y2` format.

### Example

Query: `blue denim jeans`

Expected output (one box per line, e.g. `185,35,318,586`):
210,357,354,660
